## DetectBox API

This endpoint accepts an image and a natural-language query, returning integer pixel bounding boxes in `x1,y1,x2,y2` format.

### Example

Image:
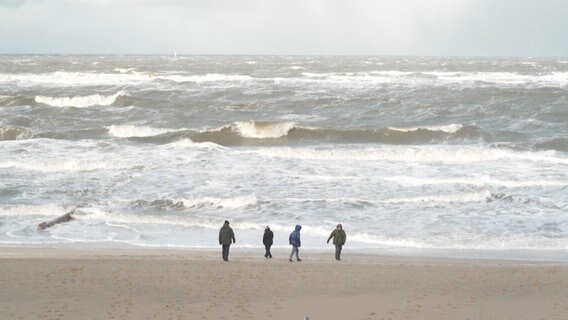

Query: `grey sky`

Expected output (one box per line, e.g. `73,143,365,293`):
1,0,566,56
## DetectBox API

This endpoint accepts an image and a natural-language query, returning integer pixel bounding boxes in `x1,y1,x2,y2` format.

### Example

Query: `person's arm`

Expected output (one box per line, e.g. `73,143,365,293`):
219,230,222,245
327,230,334,244
231,229,236,244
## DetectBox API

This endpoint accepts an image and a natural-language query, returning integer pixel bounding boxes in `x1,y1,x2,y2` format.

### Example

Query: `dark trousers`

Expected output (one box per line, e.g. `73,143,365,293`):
264,244,272,258
335,245,343,260
222,244,231,261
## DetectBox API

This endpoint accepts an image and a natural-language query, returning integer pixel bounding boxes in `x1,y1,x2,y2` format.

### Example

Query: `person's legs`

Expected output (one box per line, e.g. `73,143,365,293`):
290,246,300,261
264,245,270,258
267,245,272,258
222,244,230,261
335,245,342,260
289,246,295,261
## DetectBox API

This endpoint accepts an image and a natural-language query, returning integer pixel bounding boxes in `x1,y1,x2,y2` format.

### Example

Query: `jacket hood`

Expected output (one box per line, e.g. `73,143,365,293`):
295,225,302,231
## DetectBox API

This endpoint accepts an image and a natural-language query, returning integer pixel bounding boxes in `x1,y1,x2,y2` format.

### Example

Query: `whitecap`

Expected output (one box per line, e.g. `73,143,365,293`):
388,123,463,133
232,121,296,139
35,91,124,108
107,124,178,138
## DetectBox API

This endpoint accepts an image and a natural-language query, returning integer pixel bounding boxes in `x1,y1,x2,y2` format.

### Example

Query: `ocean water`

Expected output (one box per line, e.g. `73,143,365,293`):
0,55,567,260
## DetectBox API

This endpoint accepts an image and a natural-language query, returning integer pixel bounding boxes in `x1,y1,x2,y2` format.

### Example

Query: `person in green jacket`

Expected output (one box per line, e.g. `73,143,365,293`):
327,224,346,261
219,220,236,261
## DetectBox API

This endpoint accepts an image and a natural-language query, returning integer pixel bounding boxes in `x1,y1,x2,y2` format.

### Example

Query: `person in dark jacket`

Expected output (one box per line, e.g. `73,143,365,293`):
288,224,302,262
219,220,236,261
327,224,346,261
263,225,274,258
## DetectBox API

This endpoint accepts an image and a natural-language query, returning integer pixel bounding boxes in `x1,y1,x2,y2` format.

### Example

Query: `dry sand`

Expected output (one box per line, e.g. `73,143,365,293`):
1,247,567,320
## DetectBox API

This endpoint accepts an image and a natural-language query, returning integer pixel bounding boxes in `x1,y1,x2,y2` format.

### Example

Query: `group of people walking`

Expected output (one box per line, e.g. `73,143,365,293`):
218,220,346,262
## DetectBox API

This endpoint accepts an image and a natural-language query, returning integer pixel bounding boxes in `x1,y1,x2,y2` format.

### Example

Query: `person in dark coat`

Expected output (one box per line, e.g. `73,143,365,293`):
327,223,346,261
219,220,236,261
263,225,274,258
288,224,302,262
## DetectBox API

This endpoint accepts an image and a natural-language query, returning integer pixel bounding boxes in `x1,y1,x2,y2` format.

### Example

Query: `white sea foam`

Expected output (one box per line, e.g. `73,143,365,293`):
3,70,567,89
0,72,150,87
0,204,74,217
78,208,243,229
158,73,254,83
251,145,568,164
343,232,568,251
179,195,258,209
162,139,228,152
114,68,136,73
298,71,568,87
278,191,492,205
107,125,178,138
383,176,568,188
0,71,252,87
389,123,463,133
35,91,123,108
232,121,296,139
0,159,134,172
382,190,492,204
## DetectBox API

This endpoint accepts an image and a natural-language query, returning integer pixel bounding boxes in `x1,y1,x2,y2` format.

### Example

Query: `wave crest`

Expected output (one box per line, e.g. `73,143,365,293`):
0,204,74,217
35,91,124,108
132,195,258,210
388,124,463,133
107,125,179,138
231,121,296,139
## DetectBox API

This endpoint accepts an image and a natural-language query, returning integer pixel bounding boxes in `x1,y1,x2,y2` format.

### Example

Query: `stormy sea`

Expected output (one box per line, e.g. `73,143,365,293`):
1,55,566,261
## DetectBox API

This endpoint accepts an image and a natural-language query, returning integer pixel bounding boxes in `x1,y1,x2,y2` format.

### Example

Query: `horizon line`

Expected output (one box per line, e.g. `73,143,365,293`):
1,53,567,59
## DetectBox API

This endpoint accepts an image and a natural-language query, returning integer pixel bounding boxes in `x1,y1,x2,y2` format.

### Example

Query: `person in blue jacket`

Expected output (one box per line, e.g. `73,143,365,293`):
288,224,302,262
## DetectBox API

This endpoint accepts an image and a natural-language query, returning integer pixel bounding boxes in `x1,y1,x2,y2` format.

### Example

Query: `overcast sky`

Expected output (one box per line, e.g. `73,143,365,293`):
1,0,567,56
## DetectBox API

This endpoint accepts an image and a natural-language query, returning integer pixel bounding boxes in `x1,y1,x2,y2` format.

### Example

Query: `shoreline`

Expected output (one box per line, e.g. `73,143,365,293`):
1,247,567,320
2,243,567,263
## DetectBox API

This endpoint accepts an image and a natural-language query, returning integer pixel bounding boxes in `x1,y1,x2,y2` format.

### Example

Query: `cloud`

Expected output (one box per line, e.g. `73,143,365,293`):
1,0,566,55
0,0,27,7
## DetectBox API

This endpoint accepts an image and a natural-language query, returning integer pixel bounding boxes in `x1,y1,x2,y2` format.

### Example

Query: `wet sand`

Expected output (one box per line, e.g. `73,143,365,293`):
1,247,567,320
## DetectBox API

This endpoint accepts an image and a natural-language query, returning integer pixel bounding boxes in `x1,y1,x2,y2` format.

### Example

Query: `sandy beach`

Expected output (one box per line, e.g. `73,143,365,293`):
0,247,567,320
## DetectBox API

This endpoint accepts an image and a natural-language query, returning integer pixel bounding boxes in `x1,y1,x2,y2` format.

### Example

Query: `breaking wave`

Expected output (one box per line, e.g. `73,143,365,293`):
388,124,463,133
231,121,296,138
0,204,74,217
131,195,258,210
128,122,489,146
107,125,180,138
160,73,254,83
35,91,124,108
